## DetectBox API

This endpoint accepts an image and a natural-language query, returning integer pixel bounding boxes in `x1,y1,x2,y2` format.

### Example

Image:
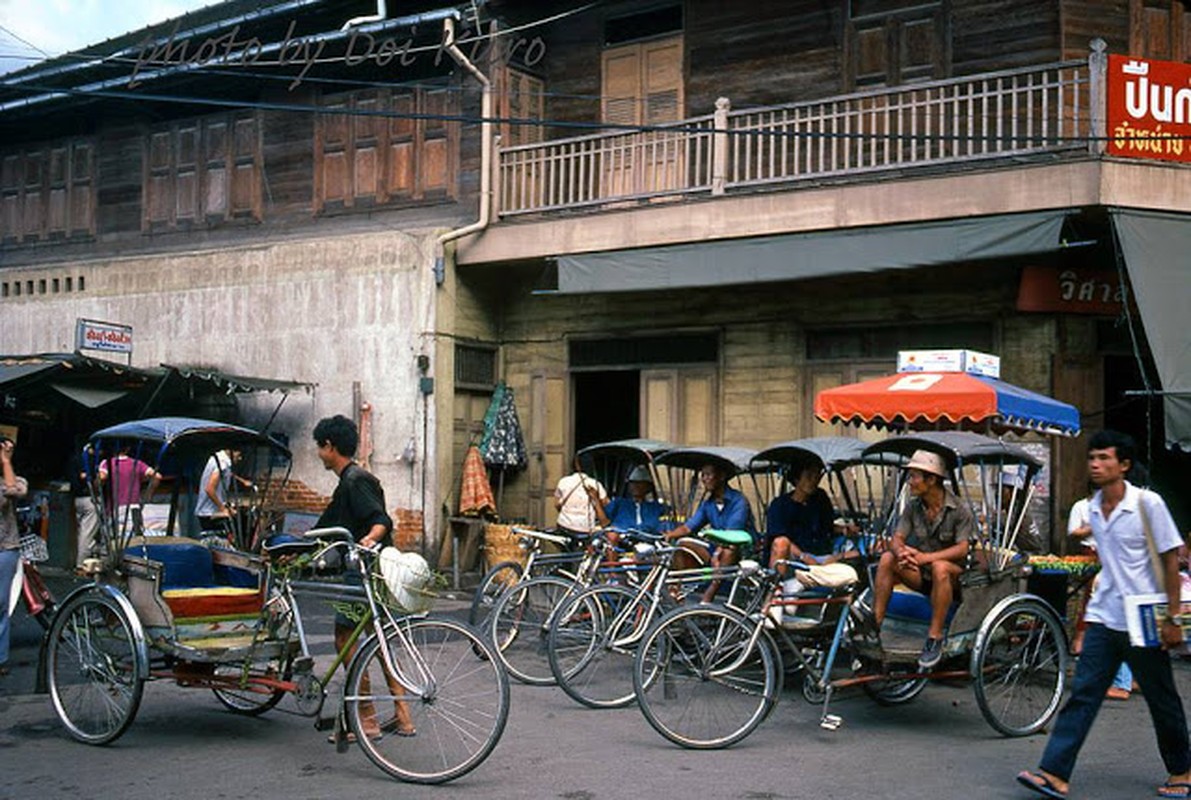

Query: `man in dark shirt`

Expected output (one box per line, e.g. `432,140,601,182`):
312,415,408,740
314,415,391,548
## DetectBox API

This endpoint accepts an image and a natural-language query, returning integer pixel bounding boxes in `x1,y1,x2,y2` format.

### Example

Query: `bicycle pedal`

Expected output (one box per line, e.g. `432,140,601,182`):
819,714,843,731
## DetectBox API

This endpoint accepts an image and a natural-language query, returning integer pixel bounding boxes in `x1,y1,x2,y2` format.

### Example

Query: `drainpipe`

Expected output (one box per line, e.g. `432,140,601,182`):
342,0,387,30
435,15,493,286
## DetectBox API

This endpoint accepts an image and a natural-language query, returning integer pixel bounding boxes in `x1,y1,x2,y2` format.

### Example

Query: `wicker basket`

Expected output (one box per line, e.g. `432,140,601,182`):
483,523,528,571
19,534,49,563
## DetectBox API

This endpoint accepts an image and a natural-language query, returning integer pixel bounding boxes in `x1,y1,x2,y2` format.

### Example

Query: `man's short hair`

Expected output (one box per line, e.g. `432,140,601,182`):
313,415,359,458
1088,429,1136,466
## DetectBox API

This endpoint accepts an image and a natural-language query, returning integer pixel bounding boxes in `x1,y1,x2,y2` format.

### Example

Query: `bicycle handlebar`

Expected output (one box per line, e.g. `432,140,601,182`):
509,526,572,547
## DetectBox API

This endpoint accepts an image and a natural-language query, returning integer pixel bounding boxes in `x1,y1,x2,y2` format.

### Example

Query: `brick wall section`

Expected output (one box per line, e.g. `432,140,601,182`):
263,478,425,553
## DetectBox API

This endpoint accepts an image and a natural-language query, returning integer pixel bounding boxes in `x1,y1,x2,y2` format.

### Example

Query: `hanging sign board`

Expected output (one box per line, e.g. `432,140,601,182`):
75,318,133,355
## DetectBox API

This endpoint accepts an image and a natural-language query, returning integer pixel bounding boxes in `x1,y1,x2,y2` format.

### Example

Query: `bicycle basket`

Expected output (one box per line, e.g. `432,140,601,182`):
19,534,49,563
377,547,436,614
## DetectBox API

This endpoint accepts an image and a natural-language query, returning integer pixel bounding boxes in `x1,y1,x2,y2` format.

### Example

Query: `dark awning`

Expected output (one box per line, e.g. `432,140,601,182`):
0,358,59,387
556,210,1070,294
1112,208,1191,451
163,364,315,394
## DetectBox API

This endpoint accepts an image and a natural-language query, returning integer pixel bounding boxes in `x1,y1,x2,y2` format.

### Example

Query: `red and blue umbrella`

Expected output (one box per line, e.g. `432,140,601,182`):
814,372,1081,437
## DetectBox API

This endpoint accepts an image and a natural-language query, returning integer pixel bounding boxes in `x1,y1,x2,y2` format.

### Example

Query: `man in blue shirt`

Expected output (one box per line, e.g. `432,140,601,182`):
603,465,668,537
665,461,755,603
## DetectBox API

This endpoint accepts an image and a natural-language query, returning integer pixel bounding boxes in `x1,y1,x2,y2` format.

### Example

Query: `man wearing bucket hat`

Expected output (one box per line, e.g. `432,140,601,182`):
871,448,976,669
601,465,668,537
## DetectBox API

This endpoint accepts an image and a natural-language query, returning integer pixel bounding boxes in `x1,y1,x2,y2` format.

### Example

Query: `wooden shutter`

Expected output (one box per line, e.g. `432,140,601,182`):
47,146,68,234
22,151,43,238
145,131,172,226
388,91,416,198
499,68,544,147
1131,0,1189,61
420,88,451,195
602,45,642,126
231,116,258,217
320,99,351,207
204,120,228,219
69,143,93,236
175,125,199,222
641,367,716,445
529,373,567,527
354,91,382,201
1,155,19,240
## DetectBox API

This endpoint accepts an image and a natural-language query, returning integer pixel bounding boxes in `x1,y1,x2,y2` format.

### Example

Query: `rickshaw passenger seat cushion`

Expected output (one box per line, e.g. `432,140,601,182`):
887,586,959,624
213,563,259,588
162,586,264,619
125,541,216,590
702,529,754,548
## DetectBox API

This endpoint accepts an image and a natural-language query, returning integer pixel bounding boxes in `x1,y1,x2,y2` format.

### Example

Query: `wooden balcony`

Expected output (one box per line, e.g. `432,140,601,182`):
496,58,1097,219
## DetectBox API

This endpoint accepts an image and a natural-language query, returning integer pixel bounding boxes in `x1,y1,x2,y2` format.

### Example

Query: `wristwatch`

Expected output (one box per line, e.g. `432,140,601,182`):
1163,613,1185,627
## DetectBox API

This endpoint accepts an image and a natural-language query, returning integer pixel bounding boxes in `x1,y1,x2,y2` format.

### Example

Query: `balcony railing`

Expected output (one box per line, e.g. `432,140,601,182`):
497,56,1098,218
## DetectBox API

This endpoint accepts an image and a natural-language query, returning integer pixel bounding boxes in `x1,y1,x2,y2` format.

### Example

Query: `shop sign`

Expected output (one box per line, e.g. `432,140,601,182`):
75,318,133,354
1016,266,1124,315
1107,54,1191,163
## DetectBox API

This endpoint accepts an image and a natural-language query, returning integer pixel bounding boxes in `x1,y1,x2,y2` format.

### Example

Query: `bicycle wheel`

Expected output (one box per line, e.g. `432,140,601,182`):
634,604,779,749
489,574,576,685
47,589,145,744
211,660,289,715
345,617,509,784
548,583,654,709
467,560,524,630
972,597,1068,737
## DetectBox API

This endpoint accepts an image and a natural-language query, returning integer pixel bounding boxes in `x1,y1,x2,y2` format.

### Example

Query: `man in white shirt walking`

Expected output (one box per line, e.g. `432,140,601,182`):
1018,430,1189,800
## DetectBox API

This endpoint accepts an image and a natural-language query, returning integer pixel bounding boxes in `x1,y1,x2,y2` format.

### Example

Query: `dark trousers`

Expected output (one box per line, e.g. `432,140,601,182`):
1040,622,1190,781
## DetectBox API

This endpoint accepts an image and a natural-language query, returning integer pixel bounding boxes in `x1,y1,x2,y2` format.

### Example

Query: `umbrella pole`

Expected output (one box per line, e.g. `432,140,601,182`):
497,467,506,515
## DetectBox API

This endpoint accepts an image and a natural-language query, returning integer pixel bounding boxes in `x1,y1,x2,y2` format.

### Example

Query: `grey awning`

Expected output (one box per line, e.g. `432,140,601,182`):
51,383,129,408
1112,209,1191,451
163,364,315,394
557,210,1069,294
0,358,59,387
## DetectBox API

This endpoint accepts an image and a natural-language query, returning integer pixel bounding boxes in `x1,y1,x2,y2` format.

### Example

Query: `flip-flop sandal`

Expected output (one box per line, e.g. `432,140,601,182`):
1158,781,1191,798
1017,770,1068,799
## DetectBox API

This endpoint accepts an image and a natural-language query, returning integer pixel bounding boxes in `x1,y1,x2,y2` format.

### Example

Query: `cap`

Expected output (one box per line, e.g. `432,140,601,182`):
627,465,653,483
904,449,948,478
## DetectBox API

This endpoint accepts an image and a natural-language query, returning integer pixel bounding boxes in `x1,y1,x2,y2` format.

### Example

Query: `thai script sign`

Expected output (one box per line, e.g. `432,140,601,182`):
1016,266,1124,315
1107,54,1191,162
75,318,133,354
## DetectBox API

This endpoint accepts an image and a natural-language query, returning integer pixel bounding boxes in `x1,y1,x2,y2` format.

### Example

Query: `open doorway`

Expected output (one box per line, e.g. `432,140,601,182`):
573,370,640,452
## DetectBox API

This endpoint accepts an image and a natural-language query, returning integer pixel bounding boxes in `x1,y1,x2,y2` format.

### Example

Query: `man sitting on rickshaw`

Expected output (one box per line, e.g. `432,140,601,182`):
664,461,756,604
766,462,860,624
600,465,669,542
871,449,976,669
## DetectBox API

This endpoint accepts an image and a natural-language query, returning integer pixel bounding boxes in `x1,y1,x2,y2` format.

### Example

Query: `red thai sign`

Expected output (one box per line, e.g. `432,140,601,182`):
1107,54,1191,163
1016,266,1124,315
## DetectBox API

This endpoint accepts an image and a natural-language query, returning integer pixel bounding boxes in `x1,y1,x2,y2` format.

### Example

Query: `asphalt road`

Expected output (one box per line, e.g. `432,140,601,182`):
3,572,1189,800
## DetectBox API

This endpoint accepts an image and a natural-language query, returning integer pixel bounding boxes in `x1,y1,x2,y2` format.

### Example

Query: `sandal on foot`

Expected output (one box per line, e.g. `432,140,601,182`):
1158,781,1191,798
1017,770,1068,799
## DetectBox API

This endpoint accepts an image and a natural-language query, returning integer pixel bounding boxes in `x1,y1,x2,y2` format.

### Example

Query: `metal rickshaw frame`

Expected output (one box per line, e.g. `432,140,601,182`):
42,417,510,784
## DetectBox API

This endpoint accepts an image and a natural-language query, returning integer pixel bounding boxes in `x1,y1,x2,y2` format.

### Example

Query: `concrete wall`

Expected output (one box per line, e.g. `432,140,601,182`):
0,228,442,550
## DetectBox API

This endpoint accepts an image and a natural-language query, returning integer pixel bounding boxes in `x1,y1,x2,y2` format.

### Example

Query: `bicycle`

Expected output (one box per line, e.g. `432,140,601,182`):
7,501,57,630
468,526,584,631
546,532,765,709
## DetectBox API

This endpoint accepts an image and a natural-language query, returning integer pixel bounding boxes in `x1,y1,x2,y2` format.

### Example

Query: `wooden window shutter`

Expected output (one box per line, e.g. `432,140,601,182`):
353,91,382,200
47,146,68,234
204,119,229,219
1130,0,1188,61
642,38,683,125
69,143,93,236
1,154,20,240
175,124,199,222
499,67,545,147
602,44,642,126
231,115,258,217
387,91,416,197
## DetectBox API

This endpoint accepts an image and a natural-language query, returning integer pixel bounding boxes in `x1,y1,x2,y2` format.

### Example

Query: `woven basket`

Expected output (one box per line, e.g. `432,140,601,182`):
483,523,528,571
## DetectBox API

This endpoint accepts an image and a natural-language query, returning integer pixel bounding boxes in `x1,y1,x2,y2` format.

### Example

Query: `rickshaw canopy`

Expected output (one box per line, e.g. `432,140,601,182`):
751,437,868,472
88,417,290,463
655,445,762,477
576,438,673,464
814,371,1081,437
861,431,1041,478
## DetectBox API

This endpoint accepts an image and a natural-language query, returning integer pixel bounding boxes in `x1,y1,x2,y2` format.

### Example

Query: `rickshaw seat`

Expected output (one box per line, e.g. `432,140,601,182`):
124,537,263,621
886,584,958,625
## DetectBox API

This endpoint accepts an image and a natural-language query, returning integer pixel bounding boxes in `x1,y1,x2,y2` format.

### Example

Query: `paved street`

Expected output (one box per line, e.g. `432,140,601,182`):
3,573,1189,800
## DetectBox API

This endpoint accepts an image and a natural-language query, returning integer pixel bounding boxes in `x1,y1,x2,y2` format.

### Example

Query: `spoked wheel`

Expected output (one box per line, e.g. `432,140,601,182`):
972,597,1068,737
489,575,576,685
211,661,289,716
467,560,524,631
344,617,509,785
861,672,929,705
548,584,655,709
633,604,779,749
47,589,145,745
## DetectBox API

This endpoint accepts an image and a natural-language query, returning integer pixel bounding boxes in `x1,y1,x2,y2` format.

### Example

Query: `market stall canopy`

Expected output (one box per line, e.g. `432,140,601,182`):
163,364,314,394
814,372,1081,437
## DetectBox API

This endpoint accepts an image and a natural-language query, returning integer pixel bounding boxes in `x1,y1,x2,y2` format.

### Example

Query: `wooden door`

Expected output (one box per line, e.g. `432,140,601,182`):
640,368,716,446
529,372,567,527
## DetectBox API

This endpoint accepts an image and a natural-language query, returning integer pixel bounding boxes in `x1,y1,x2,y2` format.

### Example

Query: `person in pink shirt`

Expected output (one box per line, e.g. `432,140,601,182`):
98,447,159,532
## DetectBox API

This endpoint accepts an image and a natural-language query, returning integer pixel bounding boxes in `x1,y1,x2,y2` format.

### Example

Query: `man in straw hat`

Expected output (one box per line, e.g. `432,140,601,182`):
871,448,976,669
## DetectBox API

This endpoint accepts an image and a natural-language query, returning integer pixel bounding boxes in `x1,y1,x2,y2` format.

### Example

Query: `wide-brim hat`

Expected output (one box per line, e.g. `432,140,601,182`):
627,465,653,483
904,449,948,479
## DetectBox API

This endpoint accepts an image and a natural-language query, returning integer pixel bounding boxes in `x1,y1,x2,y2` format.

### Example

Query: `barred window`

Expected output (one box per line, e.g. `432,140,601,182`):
456,342,498,392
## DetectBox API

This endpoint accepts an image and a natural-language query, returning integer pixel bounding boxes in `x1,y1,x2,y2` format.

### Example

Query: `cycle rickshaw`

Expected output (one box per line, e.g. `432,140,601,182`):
632,431,1071,747
45,417,508,784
